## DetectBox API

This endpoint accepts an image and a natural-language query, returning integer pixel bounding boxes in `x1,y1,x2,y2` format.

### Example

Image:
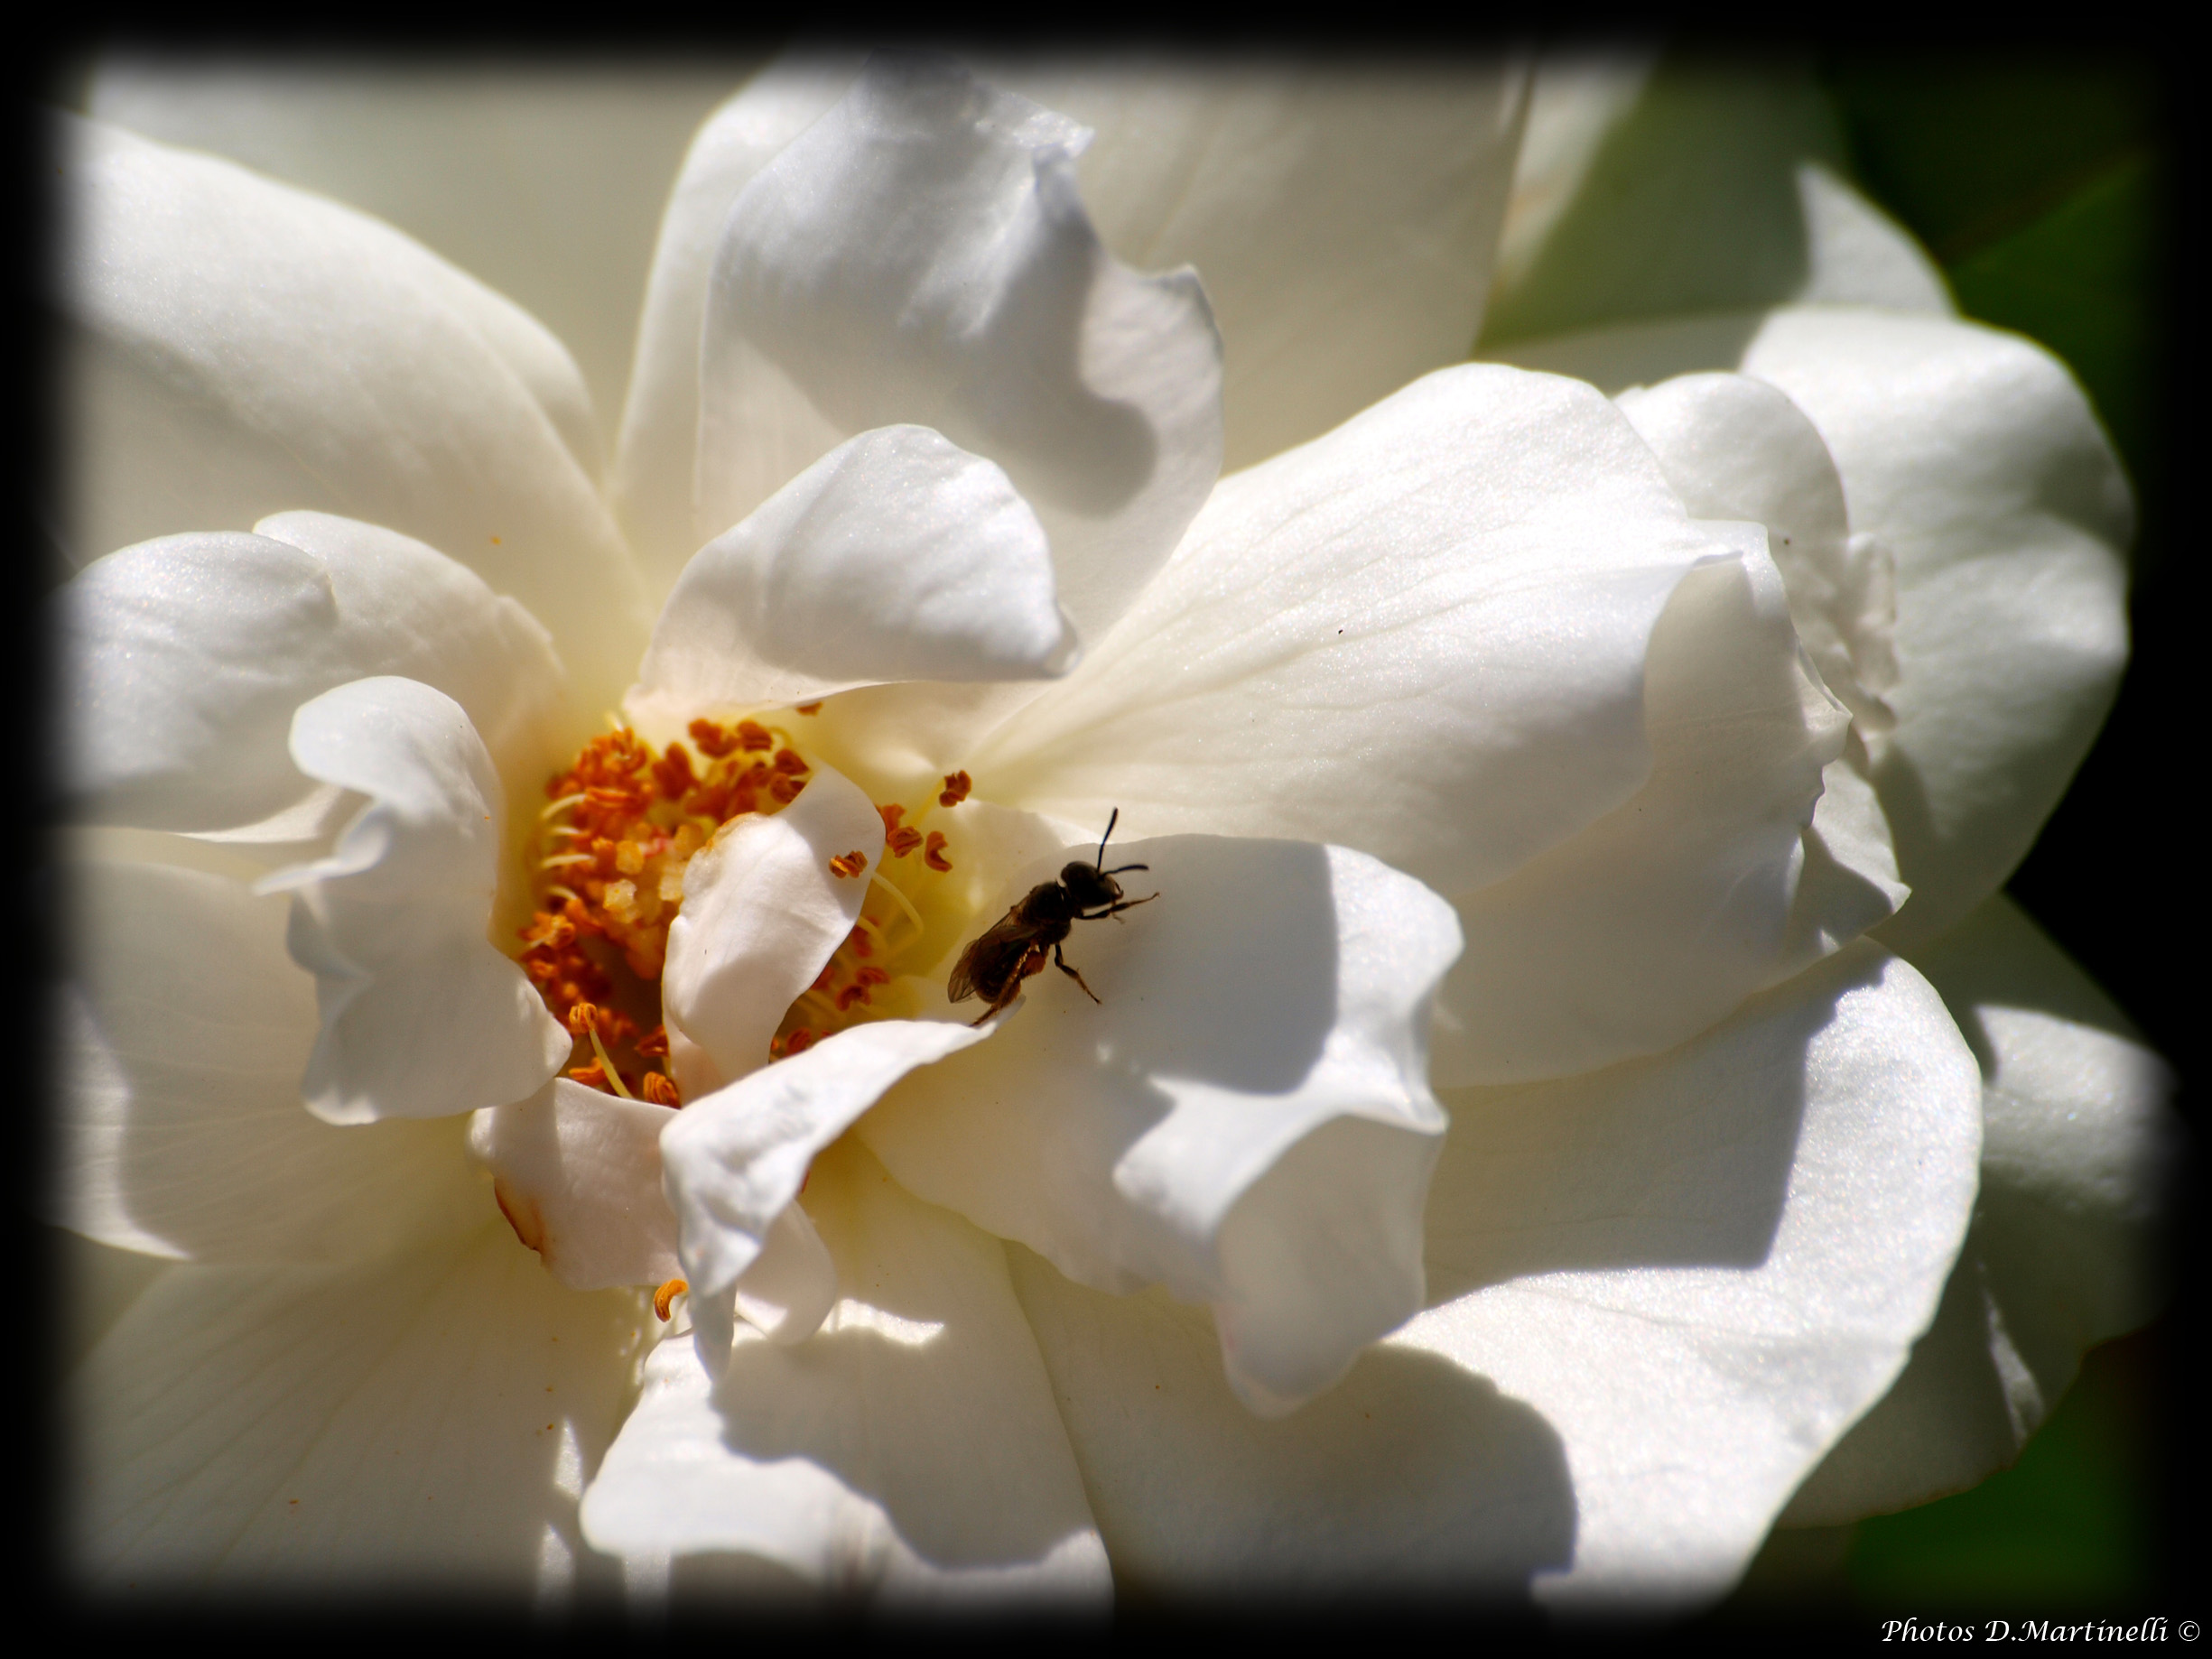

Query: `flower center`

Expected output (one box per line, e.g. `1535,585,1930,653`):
514,712,972,1103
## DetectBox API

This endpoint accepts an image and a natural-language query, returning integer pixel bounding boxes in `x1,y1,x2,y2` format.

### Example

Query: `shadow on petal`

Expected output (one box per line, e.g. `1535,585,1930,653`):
1008,1254,1576,1602
1423,949,1861,1302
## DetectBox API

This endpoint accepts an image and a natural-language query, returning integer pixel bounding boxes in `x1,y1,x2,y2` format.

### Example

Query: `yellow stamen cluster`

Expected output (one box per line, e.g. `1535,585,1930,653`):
516,718,976,1098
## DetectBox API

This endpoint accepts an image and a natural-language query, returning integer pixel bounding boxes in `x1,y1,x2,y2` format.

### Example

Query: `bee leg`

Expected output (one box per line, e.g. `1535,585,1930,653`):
971,978,1024,1027
1098,893,1158,922
1053,942,1102,1003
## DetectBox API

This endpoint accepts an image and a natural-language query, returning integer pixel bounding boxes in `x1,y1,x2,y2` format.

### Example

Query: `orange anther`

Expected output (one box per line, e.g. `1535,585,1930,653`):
836,984,872,1012
846,925,873,958
877,802,906,831
772,747,809,775
524,957,559,985
938,770,972,807
737,719,775,752
855,966,890,987
924,830,953,872
565,1002,603,1037
653,1278,688,1320
635,1024,670,1059
768,774,806,804
585,784,643,810
651,742,696,799
642,1071,683,1108
688,718,737,758
769,1028,819,1060
566,1060,610,1090
812,962,836,994
828,850,868,879
887,826,924,857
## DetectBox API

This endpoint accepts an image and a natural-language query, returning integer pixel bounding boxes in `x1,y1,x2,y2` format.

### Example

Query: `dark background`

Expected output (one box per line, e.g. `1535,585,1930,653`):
1726,53,2195,1617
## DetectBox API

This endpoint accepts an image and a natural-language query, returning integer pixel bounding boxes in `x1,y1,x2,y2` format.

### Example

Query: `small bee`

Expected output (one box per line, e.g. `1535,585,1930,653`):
947,810,1157,1026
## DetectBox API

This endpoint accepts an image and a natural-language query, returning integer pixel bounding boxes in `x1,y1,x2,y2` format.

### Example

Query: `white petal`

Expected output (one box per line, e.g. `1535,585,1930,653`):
988,59,1528,472
1415,943,1982,1606
1005,1248,1577,1595
658,760,885,1097
694,52,1222,652
664,1015,993,1367
91,60,764,431
65,514,568,835
1615,371,1896,733
860,834,1459,1415
1432,534,1871,1083
1006,943,1979,1598
260,678,568,1124
60,114,650,709
60,854,483,1264
731,1200,841,1349
1784,896,2179,1523
1490,306,2133,950
612,57,869,591
629,426,1074,722
1482,58,1947,346
581,1139,1107,1601
980,362,1738,899
468,1080,682,1293
71,1221,646,1595
1737,310,2133,949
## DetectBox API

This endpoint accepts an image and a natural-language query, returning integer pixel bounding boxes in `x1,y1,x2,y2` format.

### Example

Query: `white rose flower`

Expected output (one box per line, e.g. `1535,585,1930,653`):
55,51,2172,1609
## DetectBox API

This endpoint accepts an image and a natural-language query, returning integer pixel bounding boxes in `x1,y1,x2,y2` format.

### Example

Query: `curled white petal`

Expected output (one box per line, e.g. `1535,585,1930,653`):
60,854,481,1264
1615,370,1896,733
62,514,567,836
581,1140,1107,1601
860,833,1460,1414
1000,943,1981,1597
664,1015,995,1368
1432,539,1870,1082
988,59,1528,472
59,114,649,710
982,362,1736,900
631,425,1075,720
658,759,885,1098
695,51,1222,651
259,677,567,1124
467,1080,682,1293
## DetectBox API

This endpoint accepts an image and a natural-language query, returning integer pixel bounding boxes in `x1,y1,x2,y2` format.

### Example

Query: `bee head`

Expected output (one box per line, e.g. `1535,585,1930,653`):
1061,861,1121,906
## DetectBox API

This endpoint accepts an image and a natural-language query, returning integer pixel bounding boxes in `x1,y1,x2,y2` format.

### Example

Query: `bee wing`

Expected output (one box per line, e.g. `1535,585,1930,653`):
947,914,1033,1003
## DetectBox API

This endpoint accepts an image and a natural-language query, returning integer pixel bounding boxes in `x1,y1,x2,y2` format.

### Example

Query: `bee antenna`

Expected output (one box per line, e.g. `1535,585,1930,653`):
1096,807,1120,870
